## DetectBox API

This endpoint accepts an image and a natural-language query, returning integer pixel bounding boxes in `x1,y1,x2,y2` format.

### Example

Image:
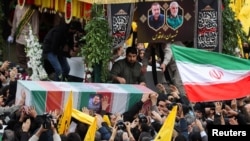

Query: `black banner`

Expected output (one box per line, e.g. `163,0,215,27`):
107,3,134,48
136,1,195,43
194,0,222,52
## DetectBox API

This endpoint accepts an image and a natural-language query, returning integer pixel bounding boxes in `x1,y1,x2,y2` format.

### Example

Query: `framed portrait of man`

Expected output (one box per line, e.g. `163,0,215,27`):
137,1,195,43
166,1,184,30
88,94,102,113
147,2,165,31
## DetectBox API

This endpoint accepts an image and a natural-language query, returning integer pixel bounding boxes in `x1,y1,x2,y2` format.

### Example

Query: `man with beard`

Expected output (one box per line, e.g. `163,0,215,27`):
110,47,146,86
148,2,165,30
88,94,102,113
167,1,183,29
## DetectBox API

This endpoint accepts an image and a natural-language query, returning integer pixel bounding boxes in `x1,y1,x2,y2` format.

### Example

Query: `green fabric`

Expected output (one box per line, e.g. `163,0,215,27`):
119,84,143,110
167,15,183,29
171,44,250,70
31,91,47,115
78,92,95,110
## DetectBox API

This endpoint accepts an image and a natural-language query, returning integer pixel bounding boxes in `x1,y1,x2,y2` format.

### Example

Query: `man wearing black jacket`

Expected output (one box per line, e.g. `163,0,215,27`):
42,21,82,81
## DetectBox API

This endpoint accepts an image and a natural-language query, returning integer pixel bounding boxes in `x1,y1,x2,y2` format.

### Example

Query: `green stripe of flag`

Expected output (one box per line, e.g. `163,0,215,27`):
127,93,142,110
120,84,144,110
77,92,95,110
171,44,250,70
31,91,47,115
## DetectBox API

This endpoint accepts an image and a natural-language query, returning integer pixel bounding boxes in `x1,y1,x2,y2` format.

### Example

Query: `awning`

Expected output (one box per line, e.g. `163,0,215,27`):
18,0,92,19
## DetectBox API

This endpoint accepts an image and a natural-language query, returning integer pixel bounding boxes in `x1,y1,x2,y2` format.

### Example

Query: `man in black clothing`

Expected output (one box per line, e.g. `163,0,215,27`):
42,21,82,81
110,47,146,85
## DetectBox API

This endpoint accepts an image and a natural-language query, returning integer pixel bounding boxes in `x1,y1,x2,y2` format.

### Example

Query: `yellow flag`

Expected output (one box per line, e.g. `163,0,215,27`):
103,115,111,127
238,0,250,35
84,117,97,141
57,92,73,134
154,106,178,141
234,0,242,15
72,108,97,141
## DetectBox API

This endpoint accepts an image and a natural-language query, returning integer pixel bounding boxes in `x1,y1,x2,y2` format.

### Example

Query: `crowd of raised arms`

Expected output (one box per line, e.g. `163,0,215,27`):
0,49,250,141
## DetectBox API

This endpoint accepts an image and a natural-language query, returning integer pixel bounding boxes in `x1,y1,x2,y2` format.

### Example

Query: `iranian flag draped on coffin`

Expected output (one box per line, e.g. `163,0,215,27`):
15,81,155,115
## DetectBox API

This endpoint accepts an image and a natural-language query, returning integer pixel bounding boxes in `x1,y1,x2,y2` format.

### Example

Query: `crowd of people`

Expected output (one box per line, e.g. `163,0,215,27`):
0,58,250,141
0,37,250,141
1,1,250,141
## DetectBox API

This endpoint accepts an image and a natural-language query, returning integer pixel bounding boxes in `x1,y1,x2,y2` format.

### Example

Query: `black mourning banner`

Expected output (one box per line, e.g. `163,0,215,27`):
137,1,195,43
107,3,134,48
194,0,222,52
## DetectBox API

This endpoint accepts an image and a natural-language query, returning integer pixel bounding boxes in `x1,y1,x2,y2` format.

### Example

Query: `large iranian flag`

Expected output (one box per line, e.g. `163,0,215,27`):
171,45,250,102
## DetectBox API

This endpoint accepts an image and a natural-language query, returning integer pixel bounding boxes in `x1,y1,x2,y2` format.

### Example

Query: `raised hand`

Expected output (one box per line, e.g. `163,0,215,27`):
101,96,110,111
28,106,37,118
81,107,90,115
22,118,31,132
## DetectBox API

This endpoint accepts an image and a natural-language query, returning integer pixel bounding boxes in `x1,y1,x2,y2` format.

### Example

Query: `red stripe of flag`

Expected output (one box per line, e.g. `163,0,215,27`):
37,81,64,113
185,76,250,102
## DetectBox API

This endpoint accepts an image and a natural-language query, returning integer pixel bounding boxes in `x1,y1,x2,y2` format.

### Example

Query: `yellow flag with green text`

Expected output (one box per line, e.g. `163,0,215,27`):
57,92,73,134
154,106,178,141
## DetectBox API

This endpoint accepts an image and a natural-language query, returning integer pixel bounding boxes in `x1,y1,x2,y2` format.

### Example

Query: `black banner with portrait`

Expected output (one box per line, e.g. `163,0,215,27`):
107,3,135,48
136,1,195,43
194,0,222,52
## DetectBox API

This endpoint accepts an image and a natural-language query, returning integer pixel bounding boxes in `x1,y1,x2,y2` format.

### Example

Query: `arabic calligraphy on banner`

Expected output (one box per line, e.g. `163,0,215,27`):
194,0,222,52
107,3,134,48
137,1,195,43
